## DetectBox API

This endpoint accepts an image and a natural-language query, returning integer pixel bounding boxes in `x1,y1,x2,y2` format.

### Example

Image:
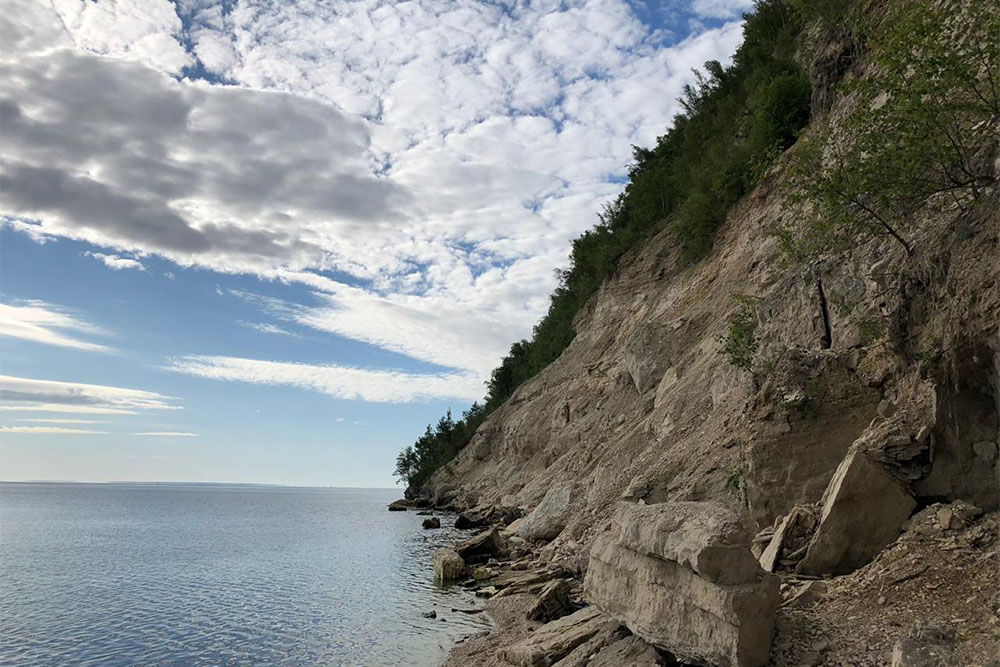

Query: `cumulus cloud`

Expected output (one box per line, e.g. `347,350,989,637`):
0,425,109,434
2,0,748,393
0,375,181,413
0,300,109,351
167,355,483,403
84,251,146,271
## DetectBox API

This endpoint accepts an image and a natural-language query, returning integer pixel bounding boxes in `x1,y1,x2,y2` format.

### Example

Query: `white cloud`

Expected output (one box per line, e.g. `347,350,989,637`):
0,425,109,434
2,0,748,393
239,321,301,338
167,355,483,403
84,251,146,271
0,375,181,413
0,300,109,351
16,418,106,424
0,404,138,415
134,431,199,437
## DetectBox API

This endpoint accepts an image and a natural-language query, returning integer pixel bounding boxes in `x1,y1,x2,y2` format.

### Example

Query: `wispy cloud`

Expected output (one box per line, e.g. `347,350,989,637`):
0,375,182,413
0,404,138,415
239,321,301,338
0,425,109,434
0,300,109,352
133,431,199,437
16,418,106,424
84,251,146,272
167,355,482,403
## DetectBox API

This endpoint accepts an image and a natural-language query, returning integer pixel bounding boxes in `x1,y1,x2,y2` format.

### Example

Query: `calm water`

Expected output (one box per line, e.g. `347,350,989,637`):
0,483,490,666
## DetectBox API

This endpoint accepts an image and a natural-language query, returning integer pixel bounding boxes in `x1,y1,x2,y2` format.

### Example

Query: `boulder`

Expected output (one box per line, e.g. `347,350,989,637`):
422,517,441,529
891,620,963,667
388,499,408,511
585,501,779,667
519,483,585,542
798,447,916,576
613,501,763,585
497,606,616,667
547,624,631,667
586,636,669,667
526,578,572,622
433,549,465,584
454,526,502,564
455,506,493,530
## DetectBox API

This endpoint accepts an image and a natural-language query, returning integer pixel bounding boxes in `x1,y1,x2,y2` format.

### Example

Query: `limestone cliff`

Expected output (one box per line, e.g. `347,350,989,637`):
420,7,1000,666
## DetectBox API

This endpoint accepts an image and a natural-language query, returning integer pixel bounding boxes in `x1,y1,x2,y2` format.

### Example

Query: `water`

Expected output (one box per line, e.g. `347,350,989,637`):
0,483,490,666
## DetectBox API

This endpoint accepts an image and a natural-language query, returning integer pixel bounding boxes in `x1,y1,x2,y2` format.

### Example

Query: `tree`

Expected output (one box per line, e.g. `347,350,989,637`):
784,0,999,258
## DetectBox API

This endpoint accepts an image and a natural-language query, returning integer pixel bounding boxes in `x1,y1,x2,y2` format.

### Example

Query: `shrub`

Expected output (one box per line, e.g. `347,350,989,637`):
719,295,760,370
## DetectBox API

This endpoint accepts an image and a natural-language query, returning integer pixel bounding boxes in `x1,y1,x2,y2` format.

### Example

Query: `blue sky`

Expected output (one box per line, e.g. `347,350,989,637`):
0,0,750,487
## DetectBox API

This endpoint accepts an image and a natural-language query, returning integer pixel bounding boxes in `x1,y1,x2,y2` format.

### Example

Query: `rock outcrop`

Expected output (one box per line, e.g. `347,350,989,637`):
585,501,779,667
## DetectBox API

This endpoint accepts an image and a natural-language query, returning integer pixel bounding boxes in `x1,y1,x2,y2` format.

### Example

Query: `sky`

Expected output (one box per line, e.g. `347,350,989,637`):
0,0,752,487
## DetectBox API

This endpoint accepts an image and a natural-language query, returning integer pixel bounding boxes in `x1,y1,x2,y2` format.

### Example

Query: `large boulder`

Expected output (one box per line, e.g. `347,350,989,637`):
585,501,779,667
519,483,585,542
798,446,916,575
433,549,465,584
454,526,502,564
387,499,408,511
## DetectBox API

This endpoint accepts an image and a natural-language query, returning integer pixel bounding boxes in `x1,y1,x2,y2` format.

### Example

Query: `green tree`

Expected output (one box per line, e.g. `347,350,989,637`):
784,0,999,257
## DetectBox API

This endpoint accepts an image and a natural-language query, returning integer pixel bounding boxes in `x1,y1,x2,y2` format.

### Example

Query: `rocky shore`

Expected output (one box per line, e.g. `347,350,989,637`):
391,491,999,667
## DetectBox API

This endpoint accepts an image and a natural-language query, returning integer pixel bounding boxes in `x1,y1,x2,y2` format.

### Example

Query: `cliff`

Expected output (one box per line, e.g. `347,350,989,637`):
414,4,1000,665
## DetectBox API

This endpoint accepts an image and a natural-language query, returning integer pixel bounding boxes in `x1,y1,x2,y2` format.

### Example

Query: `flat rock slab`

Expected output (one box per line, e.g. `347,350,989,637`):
585,636,669,667
798,447,916,576
498,607,614,667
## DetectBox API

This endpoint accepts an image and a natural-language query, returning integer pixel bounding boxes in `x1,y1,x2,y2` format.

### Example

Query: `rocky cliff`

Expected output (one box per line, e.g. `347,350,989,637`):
416,9,1000,667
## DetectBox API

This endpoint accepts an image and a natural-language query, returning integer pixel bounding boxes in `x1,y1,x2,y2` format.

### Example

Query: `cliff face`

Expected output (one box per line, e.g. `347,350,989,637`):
425,14,1000,666
428,92,1000,571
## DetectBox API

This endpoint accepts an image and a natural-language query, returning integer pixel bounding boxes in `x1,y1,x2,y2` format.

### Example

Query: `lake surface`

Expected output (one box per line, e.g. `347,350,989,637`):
0,483,490,666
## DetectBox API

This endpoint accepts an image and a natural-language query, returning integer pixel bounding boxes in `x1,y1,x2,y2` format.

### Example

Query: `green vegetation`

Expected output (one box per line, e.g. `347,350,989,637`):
781,0,1000,259
395,0,813,488
718,295,760,370
725,461,749,507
